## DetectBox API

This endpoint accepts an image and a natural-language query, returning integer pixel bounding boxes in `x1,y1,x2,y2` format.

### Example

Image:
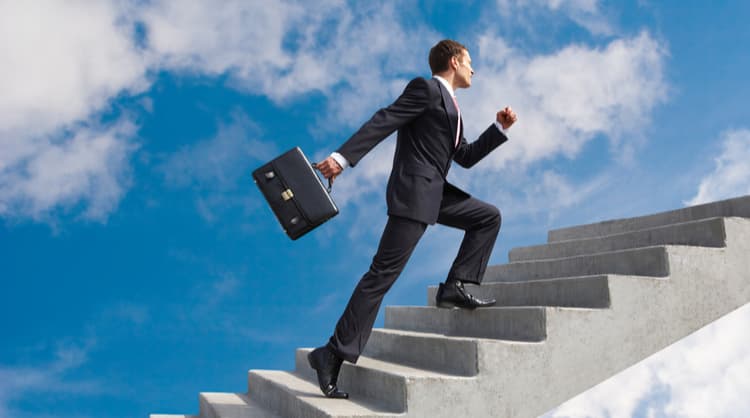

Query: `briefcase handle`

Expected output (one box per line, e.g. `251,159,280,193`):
310,162,333,193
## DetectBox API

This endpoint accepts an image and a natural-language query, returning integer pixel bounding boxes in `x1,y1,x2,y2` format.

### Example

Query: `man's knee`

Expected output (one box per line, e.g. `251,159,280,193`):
485,204,501,229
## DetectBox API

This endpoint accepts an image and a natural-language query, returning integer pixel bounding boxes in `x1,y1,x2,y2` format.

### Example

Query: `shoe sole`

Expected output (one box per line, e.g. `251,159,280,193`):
436,300,459,309
436,300,497,309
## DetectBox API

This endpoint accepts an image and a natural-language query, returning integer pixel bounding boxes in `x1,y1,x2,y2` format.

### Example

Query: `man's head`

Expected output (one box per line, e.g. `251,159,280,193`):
429,39,474,89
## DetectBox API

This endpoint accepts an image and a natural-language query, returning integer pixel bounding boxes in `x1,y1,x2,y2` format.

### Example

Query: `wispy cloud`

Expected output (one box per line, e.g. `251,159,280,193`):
687,128,750,205
157,110,277,223
0,339,103,418
0,1,146,223
496,0,615,36
0,118,138,222
464,30,668,168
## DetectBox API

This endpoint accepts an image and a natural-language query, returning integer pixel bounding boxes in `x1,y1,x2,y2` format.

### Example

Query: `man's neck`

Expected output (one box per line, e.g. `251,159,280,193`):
433,74,457,96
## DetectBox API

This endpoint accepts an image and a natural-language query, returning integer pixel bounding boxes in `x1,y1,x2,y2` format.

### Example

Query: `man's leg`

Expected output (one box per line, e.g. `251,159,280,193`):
328,215,427,363
433,195,500,309
310,216,424,397
437,195,501,284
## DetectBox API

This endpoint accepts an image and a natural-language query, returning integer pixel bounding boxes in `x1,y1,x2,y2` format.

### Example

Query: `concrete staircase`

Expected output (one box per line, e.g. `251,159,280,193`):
151,195,750,418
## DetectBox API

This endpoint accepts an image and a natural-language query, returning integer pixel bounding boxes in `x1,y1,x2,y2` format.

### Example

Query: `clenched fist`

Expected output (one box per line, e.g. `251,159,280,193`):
497,106,518,130
315,156,343,185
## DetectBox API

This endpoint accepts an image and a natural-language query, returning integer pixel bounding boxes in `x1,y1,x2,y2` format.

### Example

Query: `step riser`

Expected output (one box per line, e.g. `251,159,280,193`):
512,218,727,262
247,372,327,418
485,247,669,283
548,196,750,242
385,307,547,341
363,329,479,376
427,276,612,308
294,349,406,413
199,394,218,418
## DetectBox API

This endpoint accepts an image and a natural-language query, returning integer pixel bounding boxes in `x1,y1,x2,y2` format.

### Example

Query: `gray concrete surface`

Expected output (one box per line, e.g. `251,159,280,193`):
511,216,727,262
548,195,750,242
151,196,750,418
427,275,612,308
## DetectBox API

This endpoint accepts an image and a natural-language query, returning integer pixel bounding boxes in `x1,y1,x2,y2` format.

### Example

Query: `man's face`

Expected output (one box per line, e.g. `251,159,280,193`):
454,50,474,89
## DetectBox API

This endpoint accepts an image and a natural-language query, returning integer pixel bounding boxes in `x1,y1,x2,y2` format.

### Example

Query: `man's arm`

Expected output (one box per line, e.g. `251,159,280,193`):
316,77,432,183
453,106,517,168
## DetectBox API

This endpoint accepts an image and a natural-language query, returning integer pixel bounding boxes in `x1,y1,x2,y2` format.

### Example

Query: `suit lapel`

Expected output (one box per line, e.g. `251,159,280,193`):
435,79,459,149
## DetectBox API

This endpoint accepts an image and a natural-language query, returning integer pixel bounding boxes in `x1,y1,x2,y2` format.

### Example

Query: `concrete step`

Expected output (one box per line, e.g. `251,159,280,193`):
485,246,670,283
548,195,750,242
362,328,479,376
385,306,549,341
247,369,402,418
511,217,727,262
294,348,468,413
199,392,281,418
426,275,614,308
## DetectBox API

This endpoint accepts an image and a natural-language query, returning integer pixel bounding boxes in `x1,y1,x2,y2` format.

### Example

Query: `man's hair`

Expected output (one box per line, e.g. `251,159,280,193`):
429,39,467,74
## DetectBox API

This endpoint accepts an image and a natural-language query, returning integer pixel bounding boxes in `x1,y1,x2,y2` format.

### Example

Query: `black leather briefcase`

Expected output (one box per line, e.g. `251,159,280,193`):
253,147,338,240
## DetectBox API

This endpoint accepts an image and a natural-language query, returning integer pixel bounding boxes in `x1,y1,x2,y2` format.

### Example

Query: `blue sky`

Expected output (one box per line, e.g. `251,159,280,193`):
2,1,750,417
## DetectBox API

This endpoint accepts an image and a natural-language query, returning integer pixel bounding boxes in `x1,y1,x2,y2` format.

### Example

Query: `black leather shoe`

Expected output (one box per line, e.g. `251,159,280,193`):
435,280,496,309
307,345,349,399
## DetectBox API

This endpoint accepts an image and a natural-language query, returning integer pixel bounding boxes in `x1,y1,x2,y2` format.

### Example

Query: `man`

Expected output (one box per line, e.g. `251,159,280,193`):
309,39,518,399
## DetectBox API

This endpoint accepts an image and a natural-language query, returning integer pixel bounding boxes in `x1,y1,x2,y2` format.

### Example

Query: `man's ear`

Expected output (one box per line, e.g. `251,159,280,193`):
450,55,459,71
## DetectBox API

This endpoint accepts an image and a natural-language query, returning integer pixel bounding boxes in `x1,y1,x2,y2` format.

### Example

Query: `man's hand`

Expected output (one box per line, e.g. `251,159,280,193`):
497,106,518,130
316,156,343,185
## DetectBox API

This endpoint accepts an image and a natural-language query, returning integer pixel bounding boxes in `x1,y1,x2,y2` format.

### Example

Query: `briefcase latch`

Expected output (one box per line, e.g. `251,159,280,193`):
281,189,294,201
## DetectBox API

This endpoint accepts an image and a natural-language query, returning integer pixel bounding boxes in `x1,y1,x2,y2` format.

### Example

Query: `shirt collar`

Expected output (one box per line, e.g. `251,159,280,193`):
432,75,455,98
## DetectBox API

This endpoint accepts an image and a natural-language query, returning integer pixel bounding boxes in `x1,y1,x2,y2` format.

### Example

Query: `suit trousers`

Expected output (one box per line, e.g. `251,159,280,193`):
328,195,501,363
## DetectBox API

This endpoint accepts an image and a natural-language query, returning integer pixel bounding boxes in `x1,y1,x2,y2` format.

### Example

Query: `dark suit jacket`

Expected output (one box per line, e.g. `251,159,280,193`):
336,77,508,225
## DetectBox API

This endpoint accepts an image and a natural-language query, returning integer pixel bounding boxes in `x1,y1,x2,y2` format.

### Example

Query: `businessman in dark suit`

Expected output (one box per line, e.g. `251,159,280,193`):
308,39,518,398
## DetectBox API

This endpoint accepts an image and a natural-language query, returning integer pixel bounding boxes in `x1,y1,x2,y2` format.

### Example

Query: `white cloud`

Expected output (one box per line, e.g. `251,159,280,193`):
138,0,301,91
496,0,614,36
0,1,147,222
687,129,750,205
462,31,667,169
0,340,102,418
543,303,750,418
0,1,148,137
0,1,438,223
0,118,138,222
140,1,437,127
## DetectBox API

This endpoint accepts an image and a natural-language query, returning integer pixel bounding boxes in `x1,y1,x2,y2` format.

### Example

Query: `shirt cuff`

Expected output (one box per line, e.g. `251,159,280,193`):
330,152,350,170
494,120,508,134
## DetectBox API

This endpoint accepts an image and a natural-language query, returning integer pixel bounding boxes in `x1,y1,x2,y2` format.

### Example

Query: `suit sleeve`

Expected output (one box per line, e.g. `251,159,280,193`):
336,77,431,167
452,124,508,168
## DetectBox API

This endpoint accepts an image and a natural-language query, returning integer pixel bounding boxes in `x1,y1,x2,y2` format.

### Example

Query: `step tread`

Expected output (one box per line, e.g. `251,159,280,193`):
427,275,613,308
506,244,666,264
370,327,542,344
298,347,468,380
250,369,403,416
511,217,727,261
547,195,750,241
485,245,670,282
200,392,281,418
546,216,726,244
370,327,480,341
385,306,550,341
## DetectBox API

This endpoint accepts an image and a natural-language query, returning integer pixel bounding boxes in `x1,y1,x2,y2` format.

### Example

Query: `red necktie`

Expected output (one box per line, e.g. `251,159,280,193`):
451,95,461,147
